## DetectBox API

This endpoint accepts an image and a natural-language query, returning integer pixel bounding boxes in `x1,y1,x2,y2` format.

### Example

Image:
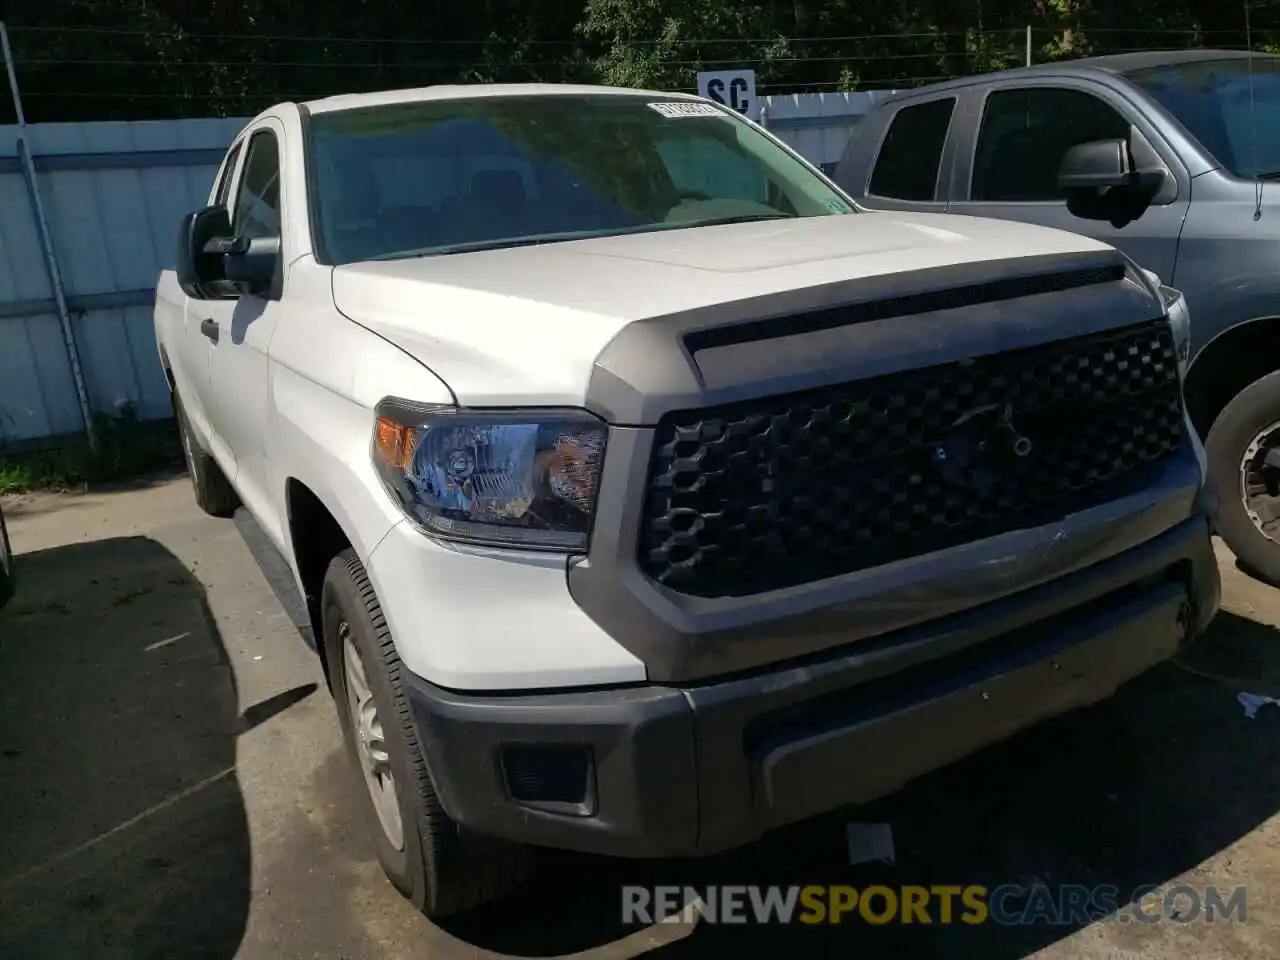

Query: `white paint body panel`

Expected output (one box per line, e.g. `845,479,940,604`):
153,85,1113,691
331,212,1108,408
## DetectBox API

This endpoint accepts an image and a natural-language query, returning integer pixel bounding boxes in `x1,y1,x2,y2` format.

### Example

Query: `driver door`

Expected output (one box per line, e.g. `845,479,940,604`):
177,139,243,461
203,121,287,542
947,81,1190,282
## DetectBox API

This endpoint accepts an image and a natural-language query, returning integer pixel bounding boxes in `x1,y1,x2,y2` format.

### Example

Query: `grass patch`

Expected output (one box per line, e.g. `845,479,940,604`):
0,412,183,495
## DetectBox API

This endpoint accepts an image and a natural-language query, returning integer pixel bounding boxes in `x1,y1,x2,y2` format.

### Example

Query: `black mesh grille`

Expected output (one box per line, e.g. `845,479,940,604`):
639,318,1184,598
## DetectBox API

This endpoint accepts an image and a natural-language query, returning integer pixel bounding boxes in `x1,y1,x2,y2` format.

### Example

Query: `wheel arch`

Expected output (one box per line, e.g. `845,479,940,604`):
1185,315,1280,440
285,476,360,685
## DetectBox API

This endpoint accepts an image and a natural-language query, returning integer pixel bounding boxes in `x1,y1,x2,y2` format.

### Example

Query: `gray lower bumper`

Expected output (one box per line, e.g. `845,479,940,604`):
407,515,1219,859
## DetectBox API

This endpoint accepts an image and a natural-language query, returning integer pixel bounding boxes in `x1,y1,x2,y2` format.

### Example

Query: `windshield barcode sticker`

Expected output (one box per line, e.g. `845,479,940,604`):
647,101,723,118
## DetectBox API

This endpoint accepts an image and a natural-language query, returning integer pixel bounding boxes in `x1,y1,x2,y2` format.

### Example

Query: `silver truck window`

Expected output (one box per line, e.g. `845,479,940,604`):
1127,57,1280,179
867,98,955,201
972,88,1129,202
306,94,856,265
233,131,282,240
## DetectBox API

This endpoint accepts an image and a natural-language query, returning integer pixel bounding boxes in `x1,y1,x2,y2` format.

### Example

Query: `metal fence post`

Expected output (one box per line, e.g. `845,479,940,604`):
1,21,98,453
1026,25,1033,67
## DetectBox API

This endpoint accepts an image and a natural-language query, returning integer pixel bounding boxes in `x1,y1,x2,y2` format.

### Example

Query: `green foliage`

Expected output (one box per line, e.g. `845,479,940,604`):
3,0,1278,123
0,412,182,495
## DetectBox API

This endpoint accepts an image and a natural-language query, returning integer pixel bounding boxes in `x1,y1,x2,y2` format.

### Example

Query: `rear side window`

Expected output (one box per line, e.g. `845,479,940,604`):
868,98,956,201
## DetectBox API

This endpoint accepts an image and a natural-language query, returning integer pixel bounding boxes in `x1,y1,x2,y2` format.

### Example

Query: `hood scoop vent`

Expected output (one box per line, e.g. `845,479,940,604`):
683,261,1127,355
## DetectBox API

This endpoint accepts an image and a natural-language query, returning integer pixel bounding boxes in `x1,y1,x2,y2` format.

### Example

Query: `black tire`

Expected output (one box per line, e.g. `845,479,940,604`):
1206,370,1280,583
321,548,533,917
174,390,239,518
0,504,13,608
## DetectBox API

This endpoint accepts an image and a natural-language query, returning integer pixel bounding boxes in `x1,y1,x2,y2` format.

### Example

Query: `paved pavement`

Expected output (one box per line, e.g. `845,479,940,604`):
1,474,1279,959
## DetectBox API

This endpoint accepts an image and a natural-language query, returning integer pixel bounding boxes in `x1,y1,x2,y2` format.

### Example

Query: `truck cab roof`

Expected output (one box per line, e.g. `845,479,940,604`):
302,82,697,115
878,48,1280,102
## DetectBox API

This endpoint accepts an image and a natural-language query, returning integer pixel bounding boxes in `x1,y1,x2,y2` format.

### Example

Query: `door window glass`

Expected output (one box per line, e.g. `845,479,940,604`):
232,131,282,239
972,88,1130,202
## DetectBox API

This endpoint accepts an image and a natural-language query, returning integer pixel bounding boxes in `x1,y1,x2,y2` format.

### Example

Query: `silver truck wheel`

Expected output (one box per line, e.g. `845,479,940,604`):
1207,370,1280,583
321,549,533,917
340,620,405,851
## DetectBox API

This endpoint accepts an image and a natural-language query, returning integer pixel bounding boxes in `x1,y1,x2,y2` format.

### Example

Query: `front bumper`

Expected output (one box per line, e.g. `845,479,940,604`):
406,515,1219,858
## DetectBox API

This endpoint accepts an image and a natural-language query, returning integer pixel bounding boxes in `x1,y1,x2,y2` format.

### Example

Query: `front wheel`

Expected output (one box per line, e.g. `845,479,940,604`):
321,549,533,917
1206,370,1280,582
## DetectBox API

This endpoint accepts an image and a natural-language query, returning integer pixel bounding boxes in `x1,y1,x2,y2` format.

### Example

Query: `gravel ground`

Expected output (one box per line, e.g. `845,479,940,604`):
1,474,1278,959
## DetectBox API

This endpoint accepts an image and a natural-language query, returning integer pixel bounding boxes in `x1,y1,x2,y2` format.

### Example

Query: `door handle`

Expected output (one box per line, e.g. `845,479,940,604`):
199,318,220,342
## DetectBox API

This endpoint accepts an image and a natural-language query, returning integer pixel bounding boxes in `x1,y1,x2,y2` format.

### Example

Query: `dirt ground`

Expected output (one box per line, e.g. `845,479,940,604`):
2,474,1279,959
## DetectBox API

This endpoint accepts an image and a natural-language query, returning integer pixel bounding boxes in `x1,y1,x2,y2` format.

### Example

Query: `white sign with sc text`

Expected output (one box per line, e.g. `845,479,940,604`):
696,69,759,122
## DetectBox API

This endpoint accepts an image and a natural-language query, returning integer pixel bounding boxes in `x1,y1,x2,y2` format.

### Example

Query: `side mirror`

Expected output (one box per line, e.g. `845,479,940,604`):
176,205,233,299
1057,139,1137,192
1057,137,1170,227
175,204,280,300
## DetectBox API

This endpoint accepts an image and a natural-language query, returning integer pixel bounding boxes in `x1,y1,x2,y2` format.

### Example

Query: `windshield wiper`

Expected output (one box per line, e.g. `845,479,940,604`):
372,216,799,260
691,213,797,227
373,231,590,259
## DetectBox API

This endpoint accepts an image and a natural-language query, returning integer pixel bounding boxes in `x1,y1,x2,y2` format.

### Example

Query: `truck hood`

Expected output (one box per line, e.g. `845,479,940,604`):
330,211,1119,409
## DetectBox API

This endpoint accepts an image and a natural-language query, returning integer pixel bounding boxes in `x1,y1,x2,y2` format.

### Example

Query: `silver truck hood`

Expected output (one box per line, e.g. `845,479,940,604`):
330,211,1148,413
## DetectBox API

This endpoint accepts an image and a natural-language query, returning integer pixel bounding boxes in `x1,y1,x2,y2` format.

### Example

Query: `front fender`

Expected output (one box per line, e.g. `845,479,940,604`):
1180,266,1280,364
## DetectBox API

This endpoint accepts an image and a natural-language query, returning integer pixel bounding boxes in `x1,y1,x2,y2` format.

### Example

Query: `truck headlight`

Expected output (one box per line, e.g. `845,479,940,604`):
372,400,607,551
1159,283,1191,372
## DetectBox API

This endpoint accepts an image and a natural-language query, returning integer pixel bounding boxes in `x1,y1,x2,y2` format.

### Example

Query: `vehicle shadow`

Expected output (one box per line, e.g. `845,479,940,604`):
0,535,315,960
442,610,1280,958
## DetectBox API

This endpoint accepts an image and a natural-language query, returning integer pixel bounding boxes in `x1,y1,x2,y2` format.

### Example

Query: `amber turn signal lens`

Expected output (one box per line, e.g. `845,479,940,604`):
374,416,418,470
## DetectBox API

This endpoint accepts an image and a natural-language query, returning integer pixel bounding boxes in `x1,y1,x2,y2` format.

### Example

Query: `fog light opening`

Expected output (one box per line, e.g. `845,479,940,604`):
500,744,597,817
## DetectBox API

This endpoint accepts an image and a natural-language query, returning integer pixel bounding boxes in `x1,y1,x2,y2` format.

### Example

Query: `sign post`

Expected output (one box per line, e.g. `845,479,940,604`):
696,69,759,122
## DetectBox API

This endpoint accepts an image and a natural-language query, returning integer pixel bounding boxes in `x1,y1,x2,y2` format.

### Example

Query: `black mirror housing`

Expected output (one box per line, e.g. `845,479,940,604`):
1057,135,1170,227
224,236,282,299
1057,139,1135,192
175,205,281,300
176,205,235,300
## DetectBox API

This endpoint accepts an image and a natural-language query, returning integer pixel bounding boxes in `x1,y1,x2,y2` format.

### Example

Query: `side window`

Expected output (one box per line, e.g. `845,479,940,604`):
972,88,1131,202
232,131,281,239
868,98,956,201
213,142,243,206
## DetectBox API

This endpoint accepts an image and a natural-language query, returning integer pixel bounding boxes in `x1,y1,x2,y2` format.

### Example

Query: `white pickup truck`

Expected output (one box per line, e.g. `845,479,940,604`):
154,83,1220,917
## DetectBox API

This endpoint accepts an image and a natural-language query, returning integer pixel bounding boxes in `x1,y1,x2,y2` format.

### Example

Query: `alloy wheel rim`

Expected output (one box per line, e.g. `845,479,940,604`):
1240,420,1280,545
341,621,404,851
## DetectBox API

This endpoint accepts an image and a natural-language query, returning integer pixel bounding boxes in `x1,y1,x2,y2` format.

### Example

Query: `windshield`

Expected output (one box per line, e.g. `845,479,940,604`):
307,94,855,264
1127,57,1280,178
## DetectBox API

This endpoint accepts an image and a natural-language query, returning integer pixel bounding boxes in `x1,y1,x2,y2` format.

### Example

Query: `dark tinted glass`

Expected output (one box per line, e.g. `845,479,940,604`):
867,98,955,201
1128,57,1280,178
972,88,1129,202
308,95,855,264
